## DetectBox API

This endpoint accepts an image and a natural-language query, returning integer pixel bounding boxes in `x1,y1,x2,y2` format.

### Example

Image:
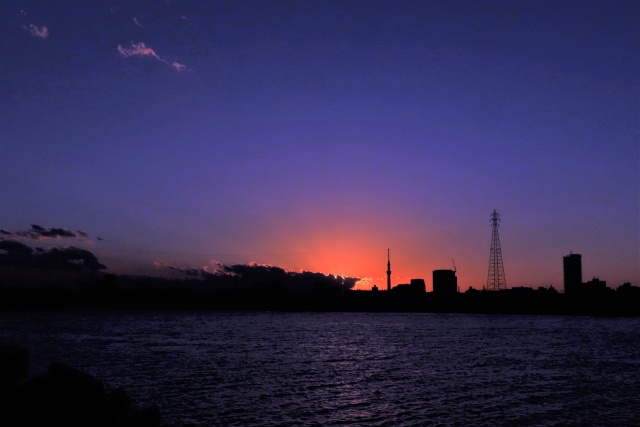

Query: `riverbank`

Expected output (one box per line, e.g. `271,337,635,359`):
0,285,638,316
0,345,164,427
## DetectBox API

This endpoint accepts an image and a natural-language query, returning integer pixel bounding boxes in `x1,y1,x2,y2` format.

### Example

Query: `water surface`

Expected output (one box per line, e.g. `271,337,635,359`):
1,311,638,426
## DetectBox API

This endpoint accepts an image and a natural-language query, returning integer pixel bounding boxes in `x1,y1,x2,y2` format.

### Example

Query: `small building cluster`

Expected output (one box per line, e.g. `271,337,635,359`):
563,252,608,296
378,249,620,297
381,250,459,296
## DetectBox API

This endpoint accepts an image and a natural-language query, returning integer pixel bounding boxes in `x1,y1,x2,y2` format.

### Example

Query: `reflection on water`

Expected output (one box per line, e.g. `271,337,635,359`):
1,311,639,426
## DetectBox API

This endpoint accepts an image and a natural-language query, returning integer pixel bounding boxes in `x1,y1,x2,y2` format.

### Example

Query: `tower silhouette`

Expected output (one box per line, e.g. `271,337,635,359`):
386,249,391,291
487,209,507,290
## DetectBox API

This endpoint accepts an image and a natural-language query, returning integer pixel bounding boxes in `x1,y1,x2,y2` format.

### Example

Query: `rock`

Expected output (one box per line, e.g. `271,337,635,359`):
104,387,132,421
0,345,28,384
120,405,161,427
0,350,162,427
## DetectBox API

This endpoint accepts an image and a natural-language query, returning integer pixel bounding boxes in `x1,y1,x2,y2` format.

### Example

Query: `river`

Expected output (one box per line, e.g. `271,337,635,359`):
1,311,639,426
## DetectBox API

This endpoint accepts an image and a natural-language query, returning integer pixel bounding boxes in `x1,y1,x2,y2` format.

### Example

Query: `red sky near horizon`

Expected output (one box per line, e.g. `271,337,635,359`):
1,0,638,291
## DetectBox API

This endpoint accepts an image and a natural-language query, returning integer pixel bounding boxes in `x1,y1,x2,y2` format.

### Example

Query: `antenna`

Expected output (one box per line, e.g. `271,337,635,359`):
452,259,457,273
386,248,391,292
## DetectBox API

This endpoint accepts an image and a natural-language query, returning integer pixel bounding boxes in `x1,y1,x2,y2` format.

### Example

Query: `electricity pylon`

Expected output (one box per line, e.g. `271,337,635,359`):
487,209,507,291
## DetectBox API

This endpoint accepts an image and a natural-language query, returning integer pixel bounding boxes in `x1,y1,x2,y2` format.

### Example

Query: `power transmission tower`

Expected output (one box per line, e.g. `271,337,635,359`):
487,209,507,291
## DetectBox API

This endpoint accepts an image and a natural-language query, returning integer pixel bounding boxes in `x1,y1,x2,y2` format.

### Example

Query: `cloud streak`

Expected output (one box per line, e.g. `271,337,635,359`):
0,224,92,242
117,42,161,60
153,259,360,291
0,240,105,272
171,61,186,71
154,258,227,277
23,23,48,39
117,41,188,72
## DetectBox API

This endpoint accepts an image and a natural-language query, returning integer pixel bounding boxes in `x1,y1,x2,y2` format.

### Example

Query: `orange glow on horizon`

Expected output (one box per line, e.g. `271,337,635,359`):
250,210,490,292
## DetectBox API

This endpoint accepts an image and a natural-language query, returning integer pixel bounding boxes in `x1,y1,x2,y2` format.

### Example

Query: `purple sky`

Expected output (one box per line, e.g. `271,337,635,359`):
1,0,638,290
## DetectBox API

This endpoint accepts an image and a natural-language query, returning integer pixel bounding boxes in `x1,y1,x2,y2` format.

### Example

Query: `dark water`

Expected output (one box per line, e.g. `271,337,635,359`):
1,311,639,426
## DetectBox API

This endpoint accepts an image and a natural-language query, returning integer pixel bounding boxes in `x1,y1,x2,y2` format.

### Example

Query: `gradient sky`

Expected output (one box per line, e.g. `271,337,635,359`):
1,0,638,291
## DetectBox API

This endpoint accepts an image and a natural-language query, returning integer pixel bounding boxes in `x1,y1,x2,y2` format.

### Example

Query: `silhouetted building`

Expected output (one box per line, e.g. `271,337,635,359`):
433,269,457,295
584,277,607,291
410,278,426,293
618,282,640,298
391,283,411,293
391,280,425,295
563,253,582,294
391,279,427,296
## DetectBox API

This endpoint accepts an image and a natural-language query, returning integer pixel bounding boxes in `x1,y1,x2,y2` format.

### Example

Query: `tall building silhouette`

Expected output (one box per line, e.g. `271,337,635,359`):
433,269,458,295
487,209,507,290
386,249,391,291
410,278,426,293
563,253,582,294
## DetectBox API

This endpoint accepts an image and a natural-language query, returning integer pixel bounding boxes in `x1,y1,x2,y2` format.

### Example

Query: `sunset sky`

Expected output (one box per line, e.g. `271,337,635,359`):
1,0,638,291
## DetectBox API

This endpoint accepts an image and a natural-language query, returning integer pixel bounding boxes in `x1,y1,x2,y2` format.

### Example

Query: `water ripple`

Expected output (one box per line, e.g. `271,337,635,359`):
1,312,639,426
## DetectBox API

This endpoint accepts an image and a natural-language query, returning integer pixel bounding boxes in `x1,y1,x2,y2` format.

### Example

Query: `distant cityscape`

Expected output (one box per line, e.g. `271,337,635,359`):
373,248,631,299
0,211,638,316
353,210,639,316
372,210,631,298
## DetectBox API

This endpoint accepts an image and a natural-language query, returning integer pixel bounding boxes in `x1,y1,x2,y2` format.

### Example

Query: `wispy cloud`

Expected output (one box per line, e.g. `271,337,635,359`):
171,61,187,72
154,259,226,277
0,224,93,243
154,259,203,276
203,259,225,274
23,23,48,39
117,41,161,60
248,261,277,268
133,17,143,27
117,41,188,72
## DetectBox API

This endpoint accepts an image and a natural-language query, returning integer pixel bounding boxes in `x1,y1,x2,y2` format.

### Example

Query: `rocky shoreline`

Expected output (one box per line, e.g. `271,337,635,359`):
0,345,164,427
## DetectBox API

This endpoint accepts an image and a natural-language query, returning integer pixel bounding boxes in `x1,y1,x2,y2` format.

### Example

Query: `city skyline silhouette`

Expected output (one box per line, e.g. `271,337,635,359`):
1,211,637,295
1,1,638,291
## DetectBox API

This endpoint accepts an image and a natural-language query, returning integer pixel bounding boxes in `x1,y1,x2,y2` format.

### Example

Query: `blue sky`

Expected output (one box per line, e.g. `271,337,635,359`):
1,0,638,290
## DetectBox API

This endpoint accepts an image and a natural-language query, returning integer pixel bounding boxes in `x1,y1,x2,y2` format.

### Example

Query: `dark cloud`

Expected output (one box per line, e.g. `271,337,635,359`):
0,240,33,257
157,260,359,291
223,264,358,291
1,224,92,241
168,266,202,277
42,247,106,271
39,227,76,238
0,240,105,272
0,229,16,237
16,224,76,239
